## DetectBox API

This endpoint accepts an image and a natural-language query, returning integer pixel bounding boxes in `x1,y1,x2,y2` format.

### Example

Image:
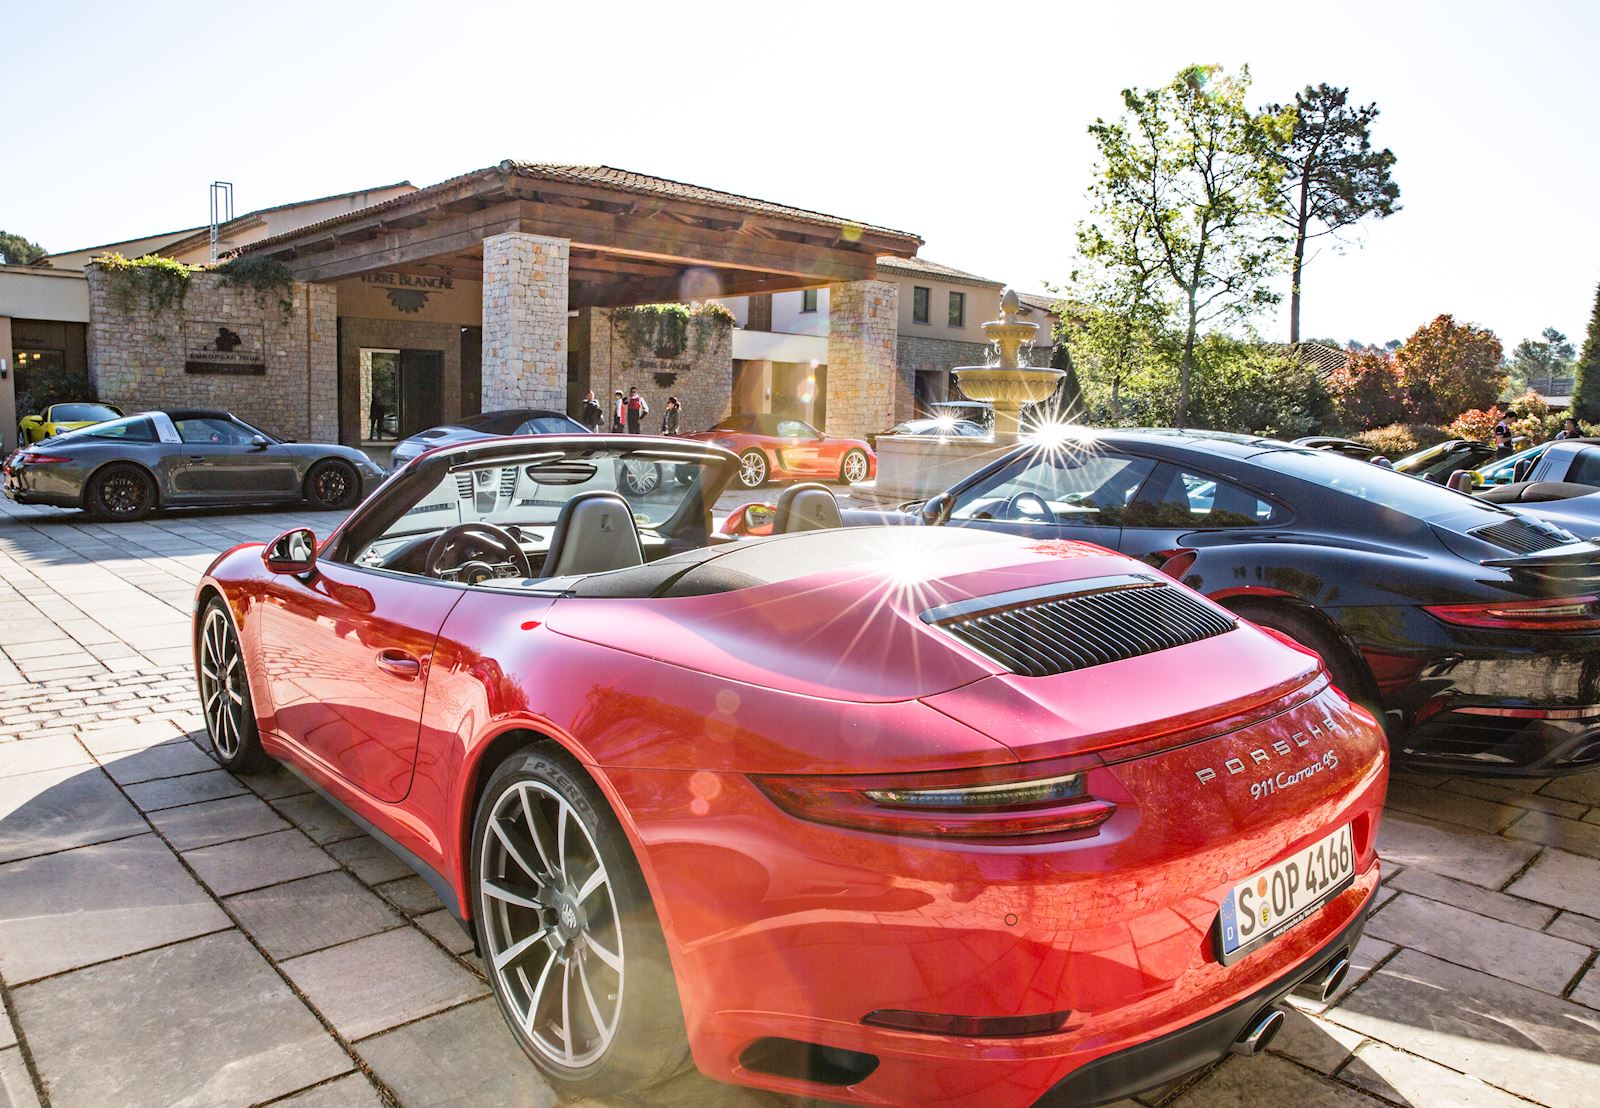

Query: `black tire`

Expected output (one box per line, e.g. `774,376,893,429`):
839,448,870,485
736,450,768,489
195,598,270,773
87,463,157,521
1230,601,1383,722
305,459,360,511
471,747,689,1098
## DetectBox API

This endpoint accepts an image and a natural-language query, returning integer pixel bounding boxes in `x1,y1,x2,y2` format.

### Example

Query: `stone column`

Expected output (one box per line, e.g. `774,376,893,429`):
481,232,569,411
0,317,15,450
824,279,899,439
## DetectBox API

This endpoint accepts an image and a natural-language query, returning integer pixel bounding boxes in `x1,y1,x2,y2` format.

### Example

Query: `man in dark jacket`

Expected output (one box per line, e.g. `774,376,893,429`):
578,390,603,432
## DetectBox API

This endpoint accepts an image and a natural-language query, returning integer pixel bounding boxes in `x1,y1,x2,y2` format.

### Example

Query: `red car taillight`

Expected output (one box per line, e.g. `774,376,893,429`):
1424,594,1600,632
20,453,72,464
753,757,1115,840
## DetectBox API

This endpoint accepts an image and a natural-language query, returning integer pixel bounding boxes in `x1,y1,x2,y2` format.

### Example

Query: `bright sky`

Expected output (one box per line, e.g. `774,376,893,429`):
4,0,1597,350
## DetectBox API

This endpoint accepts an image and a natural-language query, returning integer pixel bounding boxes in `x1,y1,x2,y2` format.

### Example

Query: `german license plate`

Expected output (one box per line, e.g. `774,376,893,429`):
1216,824,1354,964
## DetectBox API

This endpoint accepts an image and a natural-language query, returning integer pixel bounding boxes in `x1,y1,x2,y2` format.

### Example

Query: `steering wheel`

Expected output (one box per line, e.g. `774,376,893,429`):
1003,491,1053,521
424,522,533,582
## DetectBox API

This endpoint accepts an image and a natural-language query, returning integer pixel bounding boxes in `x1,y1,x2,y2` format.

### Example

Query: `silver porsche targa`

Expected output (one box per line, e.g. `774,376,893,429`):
2,408,384,521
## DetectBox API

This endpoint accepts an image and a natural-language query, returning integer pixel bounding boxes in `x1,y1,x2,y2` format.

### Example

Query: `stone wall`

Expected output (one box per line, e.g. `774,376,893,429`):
825,279,900,438
84,268,337,442
339,317,463,444
481,233,568,411
577,308,733,433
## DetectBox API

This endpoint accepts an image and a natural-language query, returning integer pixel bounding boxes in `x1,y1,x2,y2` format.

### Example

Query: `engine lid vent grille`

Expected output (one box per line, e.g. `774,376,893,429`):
1472,519,1574,554
922,575,1236,678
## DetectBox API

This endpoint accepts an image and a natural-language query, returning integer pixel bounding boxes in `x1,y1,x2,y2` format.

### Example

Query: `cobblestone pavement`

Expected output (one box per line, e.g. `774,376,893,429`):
2,491,1600,1107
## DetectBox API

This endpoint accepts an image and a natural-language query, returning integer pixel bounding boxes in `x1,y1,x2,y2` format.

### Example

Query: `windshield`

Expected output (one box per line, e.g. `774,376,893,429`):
351,445,720,568
1475,443,1544,483
51,403,119,422
1272,448,1512,523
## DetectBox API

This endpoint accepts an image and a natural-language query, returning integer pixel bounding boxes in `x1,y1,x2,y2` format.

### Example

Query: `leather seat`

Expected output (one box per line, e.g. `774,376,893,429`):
541,491,645,577
773,483,842,534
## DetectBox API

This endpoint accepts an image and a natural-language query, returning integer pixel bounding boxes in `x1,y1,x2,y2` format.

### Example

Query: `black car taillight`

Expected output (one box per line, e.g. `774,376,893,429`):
1425,594,1600,632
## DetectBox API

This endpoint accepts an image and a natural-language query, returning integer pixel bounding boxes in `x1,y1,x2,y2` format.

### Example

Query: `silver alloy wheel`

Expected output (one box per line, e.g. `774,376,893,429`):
480,780,625,1070
621,461,660,496
738,451,766,488
842,450,869,483
198,606,245,759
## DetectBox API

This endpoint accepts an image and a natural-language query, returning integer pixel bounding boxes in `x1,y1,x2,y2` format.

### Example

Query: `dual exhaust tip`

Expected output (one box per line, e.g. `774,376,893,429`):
1230,952,1350,1058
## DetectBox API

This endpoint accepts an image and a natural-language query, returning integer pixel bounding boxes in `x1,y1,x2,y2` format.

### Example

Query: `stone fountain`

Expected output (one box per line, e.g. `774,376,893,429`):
856,287,1066,502
953,288,1065,442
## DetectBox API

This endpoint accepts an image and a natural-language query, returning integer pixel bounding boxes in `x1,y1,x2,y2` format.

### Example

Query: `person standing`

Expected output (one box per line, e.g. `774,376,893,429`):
661,396,681,436
610,390,626,433
625,386,649,434
578,389,603,432
1492,421,1516,459
1557,416,1582,440
369,398,386,441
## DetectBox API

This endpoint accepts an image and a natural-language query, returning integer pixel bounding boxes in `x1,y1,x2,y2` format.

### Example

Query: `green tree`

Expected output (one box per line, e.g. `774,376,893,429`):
1575,284,1600,423
1265,85,1400,343
1079,64,1291,427
1510,326,1576,397
0,230,46,266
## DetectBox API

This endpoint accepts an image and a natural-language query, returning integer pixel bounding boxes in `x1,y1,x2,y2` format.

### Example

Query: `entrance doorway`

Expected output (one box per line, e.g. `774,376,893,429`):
360,348,444,443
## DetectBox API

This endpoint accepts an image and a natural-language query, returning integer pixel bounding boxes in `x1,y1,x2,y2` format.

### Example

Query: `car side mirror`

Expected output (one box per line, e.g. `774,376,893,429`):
921,493,952,526
1513,458,1534,483
263,527,317,575
249,435,270,450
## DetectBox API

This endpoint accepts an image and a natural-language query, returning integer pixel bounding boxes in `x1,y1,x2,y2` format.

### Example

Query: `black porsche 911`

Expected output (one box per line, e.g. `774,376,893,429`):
876,428,1600,776
2,408,385,521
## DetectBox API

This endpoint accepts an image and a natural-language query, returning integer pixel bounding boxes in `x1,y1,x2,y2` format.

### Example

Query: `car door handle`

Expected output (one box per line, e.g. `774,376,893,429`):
188,454,206,462
375,649,422,678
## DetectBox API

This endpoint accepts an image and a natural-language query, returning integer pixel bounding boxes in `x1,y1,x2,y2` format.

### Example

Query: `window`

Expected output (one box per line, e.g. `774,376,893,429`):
75,416,155,443
173,417,253,445
12,348,65,374
801,289,819,313
776,419,820,440
948,291,966,328
1126,466,1282,528
949,450,1154,527
912,286,931,324
1565,449,1600,486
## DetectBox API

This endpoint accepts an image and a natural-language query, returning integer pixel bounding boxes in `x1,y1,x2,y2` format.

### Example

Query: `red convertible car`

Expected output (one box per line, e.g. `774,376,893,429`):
194,434,1387,1106
682,413,875,489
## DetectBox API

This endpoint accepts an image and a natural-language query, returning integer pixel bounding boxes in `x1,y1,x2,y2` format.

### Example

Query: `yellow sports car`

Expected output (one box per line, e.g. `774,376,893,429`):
18,402,123,446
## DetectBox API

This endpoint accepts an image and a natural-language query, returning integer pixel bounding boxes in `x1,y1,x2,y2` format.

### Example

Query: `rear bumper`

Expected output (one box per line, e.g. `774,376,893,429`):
1038,889,1373,1105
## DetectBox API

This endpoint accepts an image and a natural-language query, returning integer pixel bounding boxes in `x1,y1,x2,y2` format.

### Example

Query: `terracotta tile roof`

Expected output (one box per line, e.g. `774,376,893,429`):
240,163,921,257
1292,341,1351,377
1014,291,1062,315
874,255,1003,287
514,164,920,242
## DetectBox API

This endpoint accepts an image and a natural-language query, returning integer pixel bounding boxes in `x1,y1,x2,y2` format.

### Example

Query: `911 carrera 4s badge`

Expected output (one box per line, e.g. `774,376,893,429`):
1216,824,1354,964
1193,711,1340,785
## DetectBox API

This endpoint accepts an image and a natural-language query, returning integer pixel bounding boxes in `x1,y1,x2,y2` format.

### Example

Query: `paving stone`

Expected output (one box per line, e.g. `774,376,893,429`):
1327,949,1600,1108
226,870,403,960
1338,1040,1527,1106
0,833,229,983
1383,778,1523,834
237,764,313,800
1539,774,1600,807
416,908,476,955
1163,1052,1368,1105
1442,776,1591,821
1574,963,1600,1010
280,927,486,1042
98,739,216,785
1548,911,1600,947
1376,812,1538,888
0,1006,14,1049
377,874,444,916
1266,1005,1365,1074
1387,866,1557,930
183,828,338,897
146,792,290,851
326,834,412,885
73,718,182,756
1365,892,1587,994
0,735,91,779
0,1048,40,1108
14,932,347,1108
1506,809,1600,860
1508,848,1600,918
271,1073,385,1108
0,764,147,864
272,793,363,845
123,767,248,812
356,997,553,1106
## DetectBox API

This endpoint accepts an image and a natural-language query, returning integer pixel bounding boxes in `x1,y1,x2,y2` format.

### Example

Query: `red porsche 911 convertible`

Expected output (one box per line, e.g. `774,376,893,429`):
682,413,875,489
194,433,1387,1107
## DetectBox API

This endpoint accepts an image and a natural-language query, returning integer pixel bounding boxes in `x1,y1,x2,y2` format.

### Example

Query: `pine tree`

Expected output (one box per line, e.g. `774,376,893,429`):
1574,284,1600,423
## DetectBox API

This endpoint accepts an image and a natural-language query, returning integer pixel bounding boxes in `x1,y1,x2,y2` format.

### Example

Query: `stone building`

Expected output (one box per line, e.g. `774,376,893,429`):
1,164,924,448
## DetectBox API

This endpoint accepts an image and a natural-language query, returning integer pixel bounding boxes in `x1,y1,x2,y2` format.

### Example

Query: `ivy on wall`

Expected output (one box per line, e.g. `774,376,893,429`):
96,252,298,321
612,301,735,361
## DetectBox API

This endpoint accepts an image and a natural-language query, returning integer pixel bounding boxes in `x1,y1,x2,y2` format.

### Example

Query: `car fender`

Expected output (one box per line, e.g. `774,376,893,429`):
81,455,164,508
